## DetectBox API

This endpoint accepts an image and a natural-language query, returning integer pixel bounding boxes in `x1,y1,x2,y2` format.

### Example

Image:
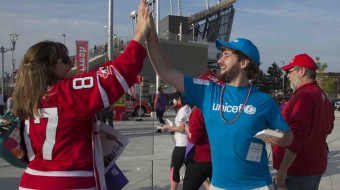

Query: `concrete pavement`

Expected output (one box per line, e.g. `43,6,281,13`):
1,111,340,189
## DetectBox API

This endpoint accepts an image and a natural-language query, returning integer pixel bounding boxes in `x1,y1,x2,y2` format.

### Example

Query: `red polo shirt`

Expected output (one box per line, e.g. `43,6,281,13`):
272,81,334,175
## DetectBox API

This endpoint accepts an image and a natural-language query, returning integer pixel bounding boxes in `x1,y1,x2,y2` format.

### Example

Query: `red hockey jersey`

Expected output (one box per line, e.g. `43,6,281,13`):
19,40,146,190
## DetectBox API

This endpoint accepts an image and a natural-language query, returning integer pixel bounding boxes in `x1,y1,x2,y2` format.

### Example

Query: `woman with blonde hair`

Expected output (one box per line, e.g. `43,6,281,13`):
13,1,151,189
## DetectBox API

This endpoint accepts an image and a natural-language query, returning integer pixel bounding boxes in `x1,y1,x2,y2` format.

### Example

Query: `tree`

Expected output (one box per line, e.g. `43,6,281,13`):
266,62,284,96
253,69,270,94
315,57,336,98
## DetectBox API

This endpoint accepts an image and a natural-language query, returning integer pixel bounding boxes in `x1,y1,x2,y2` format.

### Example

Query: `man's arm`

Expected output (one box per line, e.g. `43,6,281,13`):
146,12,185,92
277,130,293,147
275,149,297,188
263,130,293,147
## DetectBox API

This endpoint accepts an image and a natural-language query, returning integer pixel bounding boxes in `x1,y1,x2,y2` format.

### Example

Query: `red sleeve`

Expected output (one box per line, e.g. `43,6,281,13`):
326,97,335,135
60,40,146,117
188,108,206,145
285,95,313,154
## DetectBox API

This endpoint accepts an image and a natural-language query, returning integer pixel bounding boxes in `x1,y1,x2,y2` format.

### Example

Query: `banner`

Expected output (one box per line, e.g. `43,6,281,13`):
128,76,143,97
135,75,143,84
114,94,126,107
75,41,89,75
114,94,126,121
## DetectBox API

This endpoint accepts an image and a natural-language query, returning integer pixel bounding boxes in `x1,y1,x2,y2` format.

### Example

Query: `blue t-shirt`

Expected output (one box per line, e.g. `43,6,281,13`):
183,75,289,189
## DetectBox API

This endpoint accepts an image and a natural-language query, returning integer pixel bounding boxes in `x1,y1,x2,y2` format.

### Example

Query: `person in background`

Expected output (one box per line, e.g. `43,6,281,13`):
154,86,167,132
170,90,182,114
286,88,293,99
99,104,115,127
0,92,5,116
279,99,287,110
162,93,192,190
271,53,334,190
146,12,293,189
93,45,97,56
183,107,212,190
6,89,14,112
12,1,151,189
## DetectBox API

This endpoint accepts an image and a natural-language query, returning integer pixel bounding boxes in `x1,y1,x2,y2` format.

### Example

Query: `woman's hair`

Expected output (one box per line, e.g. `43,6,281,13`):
157,86,163,92
13,41,69,119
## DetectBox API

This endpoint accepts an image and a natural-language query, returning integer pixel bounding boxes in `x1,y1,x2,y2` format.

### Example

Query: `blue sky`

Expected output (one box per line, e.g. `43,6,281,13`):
1,0,339,74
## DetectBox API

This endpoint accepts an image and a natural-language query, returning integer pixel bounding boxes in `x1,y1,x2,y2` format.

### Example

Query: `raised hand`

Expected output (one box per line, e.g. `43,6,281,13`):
134,0,152,44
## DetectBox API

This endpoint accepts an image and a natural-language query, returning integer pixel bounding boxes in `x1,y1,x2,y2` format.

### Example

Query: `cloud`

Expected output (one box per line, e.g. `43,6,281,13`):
1,0,340,74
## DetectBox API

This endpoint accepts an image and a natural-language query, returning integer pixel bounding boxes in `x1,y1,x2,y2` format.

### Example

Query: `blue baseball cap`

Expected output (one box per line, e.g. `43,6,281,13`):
215,38,260,65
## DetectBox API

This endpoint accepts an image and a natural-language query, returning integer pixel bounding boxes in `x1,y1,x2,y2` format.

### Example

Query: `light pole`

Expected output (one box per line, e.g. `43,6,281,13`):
104,25,107,45
12,59,16,85
104,25,108,61
281,61,285,96
129,10,136,37
192,23,195,42
62,34,66,44
1,33,18,94
108,0,114,61
170,0,173,15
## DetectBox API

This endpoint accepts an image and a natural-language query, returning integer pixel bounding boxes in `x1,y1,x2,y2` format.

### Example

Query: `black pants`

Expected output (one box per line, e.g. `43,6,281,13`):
182,161,212,190
100,109,114,127
0,105,4,116
156,110,165,124
170,146,187,183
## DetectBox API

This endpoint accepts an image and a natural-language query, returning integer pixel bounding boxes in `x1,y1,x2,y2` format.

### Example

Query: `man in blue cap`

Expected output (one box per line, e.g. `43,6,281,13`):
145,13,293,189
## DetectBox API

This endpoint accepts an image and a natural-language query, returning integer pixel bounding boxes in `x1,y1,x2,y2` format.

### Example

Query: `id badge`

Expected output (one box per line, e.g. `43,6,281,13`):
246,142,263,162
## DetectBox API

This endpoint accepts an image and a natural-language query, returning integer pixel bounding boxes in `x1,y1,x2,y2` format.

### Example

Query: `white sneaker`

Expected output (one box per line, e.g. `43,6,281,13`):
180,174,185,181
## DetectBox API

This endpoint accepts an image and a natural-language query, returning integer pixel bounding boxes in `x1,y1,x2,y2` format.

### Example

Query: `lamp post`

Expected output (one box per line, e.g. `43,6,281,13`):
129,10,136,37
1,33,18,94
281,61,285,96
12,59,16,85
104,25,107,45
62,34,66,44
192,23,195,42
104,25,108,62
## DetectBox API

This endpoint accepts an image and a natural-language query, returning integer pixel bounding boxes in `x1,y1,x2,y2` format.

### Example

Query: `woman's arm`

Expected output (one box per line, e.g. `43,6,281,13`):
162,121,185,132
132,0,152,47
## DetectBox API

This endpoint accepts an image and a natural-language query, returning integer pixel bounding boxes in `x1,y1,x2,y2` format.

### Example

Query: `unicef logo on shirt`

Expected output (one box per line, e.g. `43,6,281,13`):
244,105,256,115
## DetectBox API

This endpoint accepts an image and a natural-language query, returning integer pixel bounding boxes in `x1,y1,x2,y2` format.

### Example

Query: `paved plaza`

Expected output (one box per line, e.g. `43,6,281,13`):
1,111,340,190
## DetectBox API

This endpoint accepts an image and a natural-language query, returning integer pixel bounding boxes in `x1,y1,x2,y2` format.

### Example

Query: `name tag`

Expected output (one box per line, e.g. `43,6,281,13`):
246,142,263,162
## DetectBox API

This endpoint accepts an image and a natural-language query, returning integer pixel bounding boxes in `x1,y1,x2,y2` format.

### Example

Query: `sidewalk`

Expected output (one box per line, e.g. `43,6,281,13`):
0,110,340,189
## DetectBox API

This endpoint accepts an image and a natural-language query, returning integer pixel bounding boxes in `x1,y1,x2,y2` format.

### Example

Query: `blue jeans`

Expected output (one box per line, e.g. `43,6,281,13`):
285,175,322,190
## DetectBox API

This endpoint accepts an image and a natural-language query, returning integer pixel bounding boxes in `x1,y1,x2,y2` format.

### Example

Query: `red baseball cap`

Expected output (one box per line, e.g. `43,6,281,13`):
281,53,316,71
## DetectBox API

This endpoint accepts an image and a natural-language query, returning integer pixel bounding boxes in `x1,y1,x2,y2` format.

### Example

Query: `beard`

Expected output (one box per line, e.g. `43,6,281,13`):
217,64,240,83
289,77,300,92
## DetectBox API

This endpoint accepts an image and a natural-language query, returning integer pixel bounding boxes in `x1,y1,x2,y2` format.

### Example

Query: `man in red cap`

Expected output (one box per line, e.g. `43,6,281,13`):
272,53,334,189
